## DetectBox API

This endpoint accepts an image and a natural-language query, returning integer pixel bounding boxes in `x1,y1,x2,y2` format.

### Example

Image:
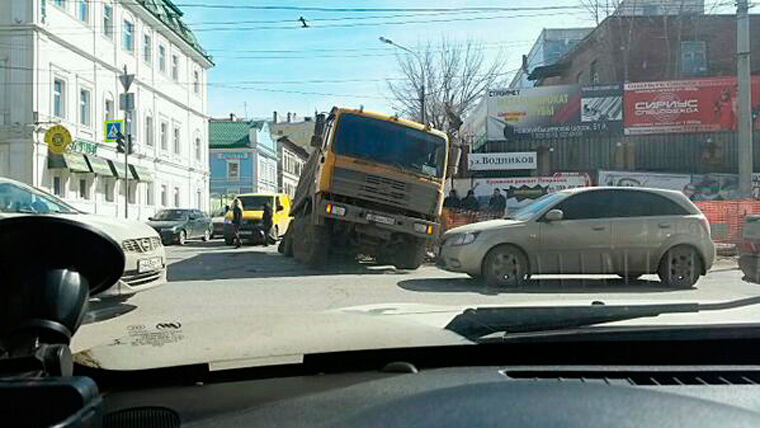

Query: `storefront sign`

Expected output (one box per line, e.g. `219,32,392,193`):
67,140,98,156
623,77,760,135
468,152,536,171
451,173,591,210
217,152,249,160
485,84,622,141
598,170,760,200
44,125,72,154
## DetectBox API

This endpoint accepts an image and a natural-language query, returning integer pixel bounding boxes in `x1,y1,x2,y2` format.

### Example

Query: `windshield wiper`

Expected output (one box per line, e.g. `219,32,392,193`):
445,297,760,342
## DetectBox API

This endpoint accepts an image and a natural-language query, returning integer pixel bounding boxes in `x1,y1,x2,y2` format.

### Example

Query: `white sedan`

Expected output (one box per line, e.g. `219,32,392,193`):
0,177,166,299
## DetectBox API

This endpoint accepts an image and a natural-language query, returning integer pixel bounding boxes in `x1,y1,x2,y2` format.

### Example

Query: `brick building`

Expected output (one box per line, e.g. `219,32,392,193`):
530,15,760,86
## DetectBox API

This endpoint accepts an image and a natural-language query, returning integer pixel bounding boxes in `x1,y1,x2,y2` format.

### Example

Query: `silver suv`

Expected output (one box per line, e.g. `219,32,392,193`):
438,187,715,288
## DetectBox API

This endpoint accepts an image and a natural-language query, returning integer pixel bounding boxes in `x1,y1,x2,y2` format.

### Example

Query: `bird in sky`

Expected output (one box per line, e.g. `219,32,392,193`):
298,16,309,28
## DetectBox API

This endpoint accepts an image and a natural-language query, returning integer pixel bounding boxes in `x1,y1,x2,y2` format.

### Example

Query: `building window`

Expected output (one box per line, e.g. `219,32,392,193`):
79,178,89,199
102,4,113,39
227,161,239,180
160,184,167,206
122,19,134,52
53,176,63,197
145,115,154,146
681,41,708,77
77,0,88,22
173,187,180,207
160,121,168,150
53,79,65,118
143,34,152,64
146,182,154,205
158,45,166,72
128,183,136,204
590,60,599,84
171,55,179,81
193,70,200,94
54,0,65,8
173,127,180,154
194,137,201,160
104,96,114,121
79,89,91,127
105,179,114,202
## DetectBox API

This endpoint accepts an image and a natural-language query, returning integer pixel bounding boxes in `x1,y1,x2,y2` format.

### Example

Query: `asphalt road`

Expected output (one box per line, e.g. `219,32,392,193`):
74,239,759,352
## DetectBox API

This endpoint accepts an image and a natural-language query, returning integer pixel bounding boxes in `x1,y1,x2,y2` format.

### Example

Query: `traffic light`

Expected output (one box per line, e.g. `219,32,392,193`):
115,132,134,155
116,132,126,154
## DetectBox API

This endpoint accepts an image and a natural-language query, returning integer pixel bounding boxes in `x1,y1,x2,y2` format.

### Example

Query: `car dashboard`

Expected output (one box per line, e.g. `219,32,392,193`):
98,339,760,428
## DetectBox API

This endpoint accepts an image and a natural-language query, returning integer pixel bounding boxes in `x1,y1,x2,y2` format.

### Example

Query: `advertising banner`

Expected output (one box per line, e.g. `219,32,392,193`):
598,170,760,200
623,77,760,135
468,152,537,171
485,84,622,141
451,173,591,211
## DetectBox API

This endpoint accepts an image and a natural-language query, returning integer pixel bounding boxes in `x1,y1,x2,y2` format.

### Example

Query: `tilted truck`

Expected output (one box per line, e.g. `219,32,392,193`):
279,107,452,269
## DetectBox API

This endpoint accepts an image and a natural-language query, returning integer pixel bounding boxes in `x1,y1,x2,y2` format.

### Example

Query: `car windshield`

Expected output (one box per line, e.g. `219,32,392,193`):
238,196,274,210
333,114,447,178
153,210,189,221
511,192,569,221
0,181,78,214
2,1,750,383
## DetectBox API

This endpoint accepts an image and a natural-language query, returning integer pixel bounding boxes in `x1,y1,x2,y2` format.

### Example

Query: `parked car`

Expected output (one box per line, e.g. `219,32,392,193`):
0,177,166,299
223,193,292,245
147,209,213,245
210,206,228,238
438,187,715,288
739,215,760,283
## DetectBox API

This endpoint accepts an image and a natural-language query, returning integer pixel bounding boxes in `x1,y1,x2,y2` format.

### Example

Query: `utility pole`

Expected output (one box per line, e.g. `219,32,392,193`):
119,66,135,219
737,0,753,196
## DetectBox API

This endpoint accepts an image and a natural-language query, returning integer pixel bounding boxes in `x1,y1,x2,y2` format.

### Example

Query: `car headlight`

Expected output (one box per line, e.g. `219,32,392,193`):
448,232,480,246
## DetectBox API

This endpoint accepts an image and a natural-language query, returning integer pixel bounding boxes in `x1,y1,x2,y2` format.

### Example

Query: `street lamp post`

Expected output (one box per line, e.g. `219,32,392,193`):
379,36,425,124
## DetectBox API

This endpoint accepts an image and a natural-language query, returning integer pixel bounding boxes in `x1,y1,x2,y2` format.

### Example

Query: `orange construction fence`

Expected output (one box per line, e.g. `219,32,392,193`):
441,208,502,231
693,199,760,244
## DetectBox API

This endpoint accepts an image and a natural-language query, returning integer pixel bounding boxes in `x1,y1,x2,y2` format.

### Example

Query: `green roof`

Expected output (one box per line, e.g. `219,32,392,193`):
137,0,212,64
209,121,252,149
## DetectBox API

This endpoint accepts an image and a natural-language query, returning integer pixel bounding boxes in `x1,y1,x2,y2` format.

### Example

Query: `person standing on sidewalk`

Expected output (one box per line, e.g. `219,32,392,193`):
261,201,274,247
232,198,243,248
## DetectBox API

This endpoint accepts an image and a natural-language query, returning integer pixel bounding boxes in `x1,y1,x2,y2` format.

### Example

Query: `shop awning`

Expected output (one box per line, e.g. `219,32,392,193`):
129,164,154,182
48,153,92,173
85,155,115,177
108,160,130,179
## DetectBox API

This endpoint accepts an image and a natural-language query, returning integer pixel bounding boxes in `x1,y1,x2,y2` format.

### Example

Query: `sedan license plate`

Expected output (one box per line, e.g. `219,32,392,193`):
138,257,163,273
366,213,396,226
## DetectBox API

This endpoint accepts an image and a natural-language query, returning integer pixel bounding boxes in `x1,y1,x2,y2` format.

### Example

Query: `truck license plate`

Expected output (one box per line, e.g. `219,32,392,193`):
366,213,395,226
138,257,163,273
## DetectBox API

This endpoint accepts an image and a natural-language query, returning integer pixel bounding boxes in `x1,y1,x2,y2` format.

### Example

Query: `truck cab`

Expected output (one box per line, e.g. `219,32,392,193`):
284,108,450,269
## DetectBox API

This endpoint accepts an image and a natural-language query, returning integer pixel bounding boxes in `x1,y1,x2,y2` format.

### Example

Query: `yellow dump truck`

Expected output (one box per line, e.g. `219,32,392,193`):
279,107,450,269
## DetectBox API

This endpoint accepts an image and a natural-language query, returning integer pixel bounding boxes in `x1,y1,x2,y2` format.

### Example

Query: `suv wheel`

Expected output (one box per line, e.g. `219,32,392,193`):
658,245,702,288
178,230,186,246
482,245,528,287
202,229,211,242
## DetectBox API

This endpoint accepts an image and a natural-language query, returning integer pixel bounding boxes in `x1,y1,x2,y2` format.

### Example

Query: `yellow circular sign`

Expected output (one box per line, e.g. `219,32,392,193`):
44,125,72,154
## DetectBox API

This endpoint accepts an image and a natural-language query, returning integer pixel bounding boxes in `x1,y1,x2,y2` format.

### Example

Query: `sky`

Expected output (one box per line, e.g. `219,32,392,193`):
179,0,732,120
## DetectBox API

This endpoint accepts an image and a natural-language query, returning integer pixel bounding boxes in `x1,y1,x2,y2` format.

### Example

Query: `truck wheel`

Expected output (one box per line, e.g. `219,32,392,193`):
293,219,328,266
392,240,426,270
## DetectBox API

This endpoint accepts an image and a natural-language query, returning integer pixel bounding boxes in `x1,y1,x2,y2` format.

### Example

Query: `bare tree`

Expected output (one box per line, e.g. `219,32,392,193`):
386,38,508,137
579,0,622,25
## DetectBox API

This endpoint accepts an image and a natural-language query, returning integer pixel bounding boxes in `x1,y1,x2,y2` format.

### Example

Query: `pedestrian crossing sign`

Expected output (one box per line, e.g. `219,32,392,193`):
104,120,123,143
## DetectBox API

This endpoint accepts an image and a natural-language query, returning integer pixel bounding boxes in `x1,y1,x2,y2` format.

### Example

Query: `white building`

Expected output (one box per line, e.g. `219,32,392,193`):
0,0,213,219
277,136,309,198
